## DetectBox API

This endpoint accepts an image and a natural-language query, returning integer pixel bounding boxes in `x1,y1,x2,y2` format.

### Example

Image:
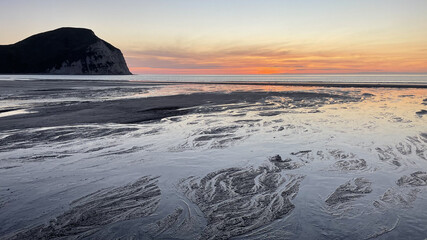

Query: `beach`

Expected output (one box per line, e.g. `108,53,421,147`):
0,77,426,239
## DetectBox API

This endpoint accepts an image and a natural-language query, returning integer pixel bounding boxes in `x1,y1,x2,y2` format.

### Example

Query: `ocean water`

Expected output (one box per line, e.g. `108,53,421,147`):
0,74,427,84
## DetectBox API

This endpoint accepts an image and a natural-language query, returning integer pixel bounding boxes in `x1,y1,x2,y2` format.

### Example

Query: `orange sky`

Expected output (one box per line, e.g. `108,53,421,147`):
1,0,427,74
124,40,427,74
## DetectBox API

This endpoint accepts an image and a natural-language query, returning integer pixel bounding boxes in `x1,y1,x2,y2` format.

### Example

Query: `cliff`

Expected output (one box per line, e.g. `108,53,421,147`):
0,27,131,75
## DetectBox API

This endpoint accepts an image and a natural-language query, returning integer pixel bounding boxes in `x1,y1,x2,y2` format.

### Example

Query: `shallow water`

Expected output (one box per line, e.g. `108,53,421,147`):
0,79,426,239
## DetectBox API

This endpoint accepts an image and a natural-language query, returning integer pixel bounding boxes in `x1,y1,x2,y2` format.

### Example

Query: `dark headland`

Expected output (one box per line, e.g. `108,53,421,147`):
0,27,131,75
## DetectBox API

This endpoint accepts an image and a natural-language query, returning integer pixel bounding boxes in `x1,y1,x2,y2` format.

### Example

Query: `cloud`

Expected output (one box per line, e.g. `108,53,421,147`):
123,42,427,74
126,56,224,69
145,46,302,61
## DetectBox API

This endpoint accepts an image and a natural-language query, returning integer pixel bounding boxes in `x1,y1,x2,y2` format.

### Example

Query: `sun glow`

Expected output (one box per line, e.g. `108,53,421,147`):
126,43,427,75
2,0,427,75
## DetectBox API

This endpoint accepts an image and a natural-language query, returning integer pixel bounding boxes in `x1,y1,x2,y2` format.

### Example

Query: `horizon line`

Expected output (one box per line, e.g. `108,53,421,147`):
130,72,427,76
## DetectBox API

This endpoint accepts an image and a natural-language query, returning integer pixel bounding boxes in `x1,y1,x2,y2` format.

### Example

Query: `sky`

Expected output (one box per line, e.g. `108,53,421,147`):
1,0,427,74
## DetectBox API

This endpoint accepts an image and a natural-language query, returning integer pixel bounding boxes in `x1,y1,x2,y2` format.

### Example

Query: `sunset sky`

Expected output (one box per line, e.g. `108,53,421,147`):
1,0,427,74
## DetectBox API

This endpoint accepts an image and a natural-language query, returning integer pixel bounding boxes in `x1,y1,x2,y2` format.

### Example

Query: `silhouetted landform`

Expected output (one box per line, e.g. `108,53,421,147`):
0,27,131,74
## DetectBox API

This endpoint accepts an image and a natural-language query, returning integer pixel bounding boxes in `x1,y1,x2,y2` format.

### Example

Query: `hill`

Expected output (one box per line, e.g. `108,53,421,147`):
0,27,131,75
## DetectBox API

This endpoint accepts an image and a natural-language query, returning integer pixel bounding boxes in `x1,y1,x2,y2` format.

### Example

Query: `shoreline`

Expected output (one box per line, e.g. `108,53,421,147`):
5,79,426,88
1,75,426,89
132,80,427,89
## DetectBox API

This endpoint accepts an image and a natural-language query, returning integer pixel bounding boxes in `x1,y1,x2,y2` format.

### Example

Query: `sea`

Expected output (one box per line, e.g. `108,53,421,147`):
0,73,427,84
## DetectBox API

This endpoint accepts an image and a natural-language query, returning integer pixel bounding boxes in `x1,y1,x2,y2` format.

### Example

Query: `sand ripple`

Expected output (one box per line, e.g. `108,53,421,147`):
180,158,304,240
326,177,372,207
7,176,160,239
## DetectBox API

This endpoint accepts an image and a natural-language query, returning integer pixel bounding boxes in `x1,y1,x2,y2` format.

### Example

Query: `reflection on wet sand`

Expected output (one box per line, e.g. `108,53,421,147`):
0,80,426,239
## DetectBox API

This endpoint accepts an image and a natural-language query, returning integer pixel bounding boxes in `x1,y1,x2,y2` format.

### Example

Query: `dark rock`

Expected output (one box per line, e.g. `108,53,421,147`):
269,154,284,162
268,154,297,169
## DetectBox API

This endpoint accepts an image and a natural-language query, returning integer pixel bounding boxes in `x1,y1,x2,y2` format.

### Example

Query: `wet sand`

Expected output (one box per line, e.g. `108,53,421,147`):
0,79,426,239
0,90,359,131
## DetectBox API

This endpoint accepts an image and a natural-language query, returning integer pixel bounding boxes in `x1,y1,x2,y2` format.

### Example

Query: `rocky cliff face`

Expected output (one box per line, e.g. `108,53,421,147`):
0,27,131,75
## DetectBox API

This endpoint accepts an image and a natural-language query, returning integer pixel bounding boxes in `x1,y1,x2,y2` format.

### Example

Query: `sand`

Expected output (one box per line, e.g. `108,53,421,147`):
7,176,160,239
0,79,426,239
